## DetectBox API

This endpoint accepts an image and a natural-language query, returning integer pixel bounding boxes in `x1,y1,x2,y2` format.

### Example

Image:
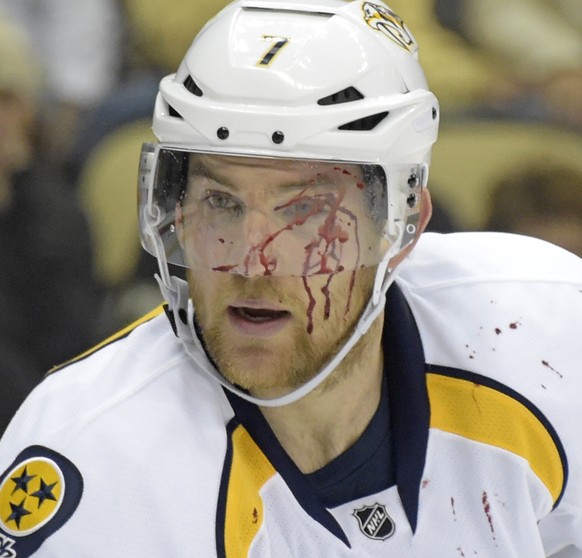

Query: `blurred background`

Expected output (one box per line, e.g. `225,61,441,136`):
1,0,581,430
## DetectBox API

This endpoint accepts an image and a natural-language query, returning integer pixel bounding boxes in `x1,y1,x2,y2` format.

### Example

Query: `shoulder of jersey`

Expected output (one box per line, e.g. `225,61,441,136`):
2,305,188,442
399,231,582,290
48,304,172,376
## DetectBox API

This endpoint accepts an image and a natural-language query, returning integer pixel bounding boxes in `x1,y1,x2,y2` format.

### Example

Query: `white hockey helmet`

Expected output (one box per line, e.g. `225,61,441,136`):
137,0,439,405
139,0,439,281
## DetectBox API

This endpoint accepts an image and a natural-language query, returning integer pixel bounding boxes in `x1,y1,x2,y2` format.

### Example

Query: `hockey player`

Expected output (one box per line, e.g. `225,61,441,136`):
1,1,581,556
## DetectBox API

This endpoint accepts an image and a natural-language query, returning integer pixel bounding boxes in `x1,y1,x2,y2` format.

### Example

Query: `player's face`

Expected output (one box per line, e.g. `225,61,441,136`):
181,155,381,397
178,154,387,277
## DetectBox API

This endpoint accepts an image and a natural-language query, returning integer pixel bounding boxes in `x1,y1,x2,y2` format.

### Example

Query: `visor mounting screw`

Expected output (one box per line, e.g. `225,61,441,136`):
272,131,285,144
217,127,230,140
407,173,419,188
407,193,417,208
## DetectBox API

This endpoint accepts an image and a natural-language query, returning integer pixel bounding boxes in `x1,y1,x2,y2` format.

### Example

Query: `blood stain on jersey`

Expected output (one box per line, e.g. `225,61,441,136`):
361,2,417,53
541,360,563,379
481,491,496,542
353,503,395,541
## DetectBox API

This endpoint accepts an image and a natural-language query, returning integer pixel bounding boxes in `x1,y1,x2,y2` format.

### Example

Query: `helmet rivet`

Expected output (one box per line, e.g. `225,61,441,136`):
432,106,438,120
272,131,285,144
217,127,230,140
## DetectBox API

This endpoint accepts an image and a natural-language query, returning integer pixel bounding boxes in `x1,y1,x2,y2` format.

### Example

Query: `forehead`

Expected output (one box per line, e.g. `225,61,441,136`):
189,153,364,187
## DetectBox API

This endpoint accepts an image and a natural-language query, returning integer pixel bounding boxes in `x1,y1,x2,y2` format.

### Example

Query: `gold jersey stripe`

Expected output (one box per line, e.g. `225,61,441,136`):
427,372,565,504
225,425,276,557
48,304,166,374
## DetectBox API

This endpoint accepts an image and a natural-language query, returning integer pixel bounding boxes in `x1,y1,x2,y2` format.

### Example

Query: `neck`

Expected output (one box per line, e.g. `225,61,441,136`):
260,313,385,473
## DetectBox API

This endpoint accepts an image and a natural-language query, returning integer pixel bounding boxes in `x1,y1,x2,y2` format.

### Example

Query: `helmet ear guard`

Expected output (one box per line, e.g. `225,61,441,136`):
370,161,428,306
400,162,429,246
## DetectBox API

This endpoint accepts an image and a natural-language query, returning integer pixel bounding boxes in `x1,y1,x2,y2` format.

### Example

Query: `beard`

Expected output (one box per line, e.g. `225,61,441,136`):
189,267,377,398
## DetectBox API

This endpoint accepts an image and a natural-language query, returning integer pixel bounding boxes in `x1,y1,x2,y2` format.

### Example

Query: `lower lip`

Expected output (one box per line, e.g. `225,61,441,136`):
227,308,292,338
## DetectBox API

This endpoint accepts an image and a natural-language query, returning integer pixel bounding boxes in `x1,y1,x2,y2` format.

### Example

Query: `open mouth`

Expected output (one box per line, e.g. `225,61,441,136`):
227,302,293,337
229,306,291,323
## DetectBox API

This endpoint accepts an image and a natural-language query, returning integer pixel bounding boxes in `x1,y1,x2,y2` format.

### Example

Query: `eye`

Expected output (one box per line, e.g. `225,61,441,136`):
279,195,328,222
203,190,243,217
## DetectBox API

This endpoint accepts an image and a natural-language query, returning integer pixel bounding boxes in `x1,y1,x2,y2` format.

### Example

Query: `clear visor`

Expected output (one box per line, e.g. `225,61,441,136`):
140,146,415,277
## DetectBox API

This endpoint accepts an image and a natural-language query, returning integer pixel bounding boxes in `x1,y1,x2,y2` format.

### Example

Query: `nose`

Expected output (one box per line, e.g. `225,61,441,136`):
244,208,273,243
240,209,279,277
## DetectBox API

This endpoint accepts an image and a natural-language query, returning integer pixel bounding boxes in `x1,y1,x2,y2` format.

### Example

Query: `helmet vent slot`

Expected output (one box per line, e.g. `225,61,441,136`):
318,87,364,106
338,111,389,132
168,105,183,119
184,75,203,97
338,111,389,131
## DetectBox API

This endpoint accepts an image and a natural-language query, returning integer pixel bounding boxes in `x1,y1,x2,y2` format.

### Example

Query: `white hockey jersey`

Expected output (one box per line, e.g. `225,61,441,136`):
1,232,581,557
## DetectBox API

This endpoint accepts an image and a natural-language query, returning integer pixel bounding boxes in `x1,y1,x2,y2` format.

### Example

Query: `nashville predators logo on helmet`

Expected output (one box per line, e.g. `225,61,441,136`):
362,2,417,53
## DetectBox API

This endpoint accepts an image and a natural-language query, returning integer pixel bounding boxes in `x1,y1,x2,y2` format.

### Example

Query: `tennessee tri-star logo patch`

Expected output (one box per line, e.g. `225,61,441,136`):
353,503,396,540
0,447,83,557
0,459,63,536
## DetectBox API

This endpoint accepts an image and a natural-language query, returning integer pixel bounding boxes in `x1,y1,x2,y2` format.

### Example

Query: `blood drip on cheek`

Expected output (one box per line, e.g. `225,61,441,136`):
305,200,360,330
299,186,361,333
302,276,316,335
212,170,363,334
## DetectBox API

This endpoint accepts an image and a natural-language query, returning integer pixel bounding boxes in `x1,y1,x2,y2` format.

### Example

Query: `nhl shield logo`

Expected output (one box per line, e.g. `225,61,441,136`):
353,503,395,541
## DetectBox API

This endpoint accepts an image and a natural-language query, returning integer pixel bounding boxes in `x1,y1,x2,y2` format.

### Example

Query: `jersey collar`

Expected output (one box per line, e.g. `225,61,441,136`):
384,279,430,533
223,281,429,534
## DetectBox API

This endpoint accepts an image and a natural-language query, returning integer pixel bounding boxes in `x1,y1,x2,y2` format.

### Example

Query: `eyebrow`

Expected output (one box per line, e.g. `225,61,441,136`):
189,160,346,193
189,160,232,186
272,174,335,192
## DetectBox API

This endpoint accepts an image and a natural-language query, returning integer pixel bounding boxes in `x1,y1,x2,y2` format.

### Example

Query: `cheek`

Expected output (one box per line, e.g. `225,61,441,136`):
301,266,376,334
187,270,222,319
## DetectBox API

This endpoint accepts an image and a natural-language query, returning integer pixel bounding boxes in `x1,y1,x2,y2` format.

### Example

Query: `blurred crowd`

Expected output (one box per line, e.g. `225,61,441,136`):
1,0,581,431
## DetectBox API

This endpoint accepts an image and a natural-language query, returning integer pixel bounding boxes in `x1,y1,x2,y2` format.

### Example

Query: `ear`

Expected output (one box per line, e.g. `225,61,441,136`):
389,187,433,268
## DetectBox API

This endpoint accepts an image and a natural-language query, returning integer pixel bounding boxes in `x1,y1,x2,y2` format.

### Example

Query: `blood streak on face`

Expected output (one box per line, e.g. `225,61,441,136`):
182,157,376,336
211,168,363,334
238,188,330,277
213,264,238,272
